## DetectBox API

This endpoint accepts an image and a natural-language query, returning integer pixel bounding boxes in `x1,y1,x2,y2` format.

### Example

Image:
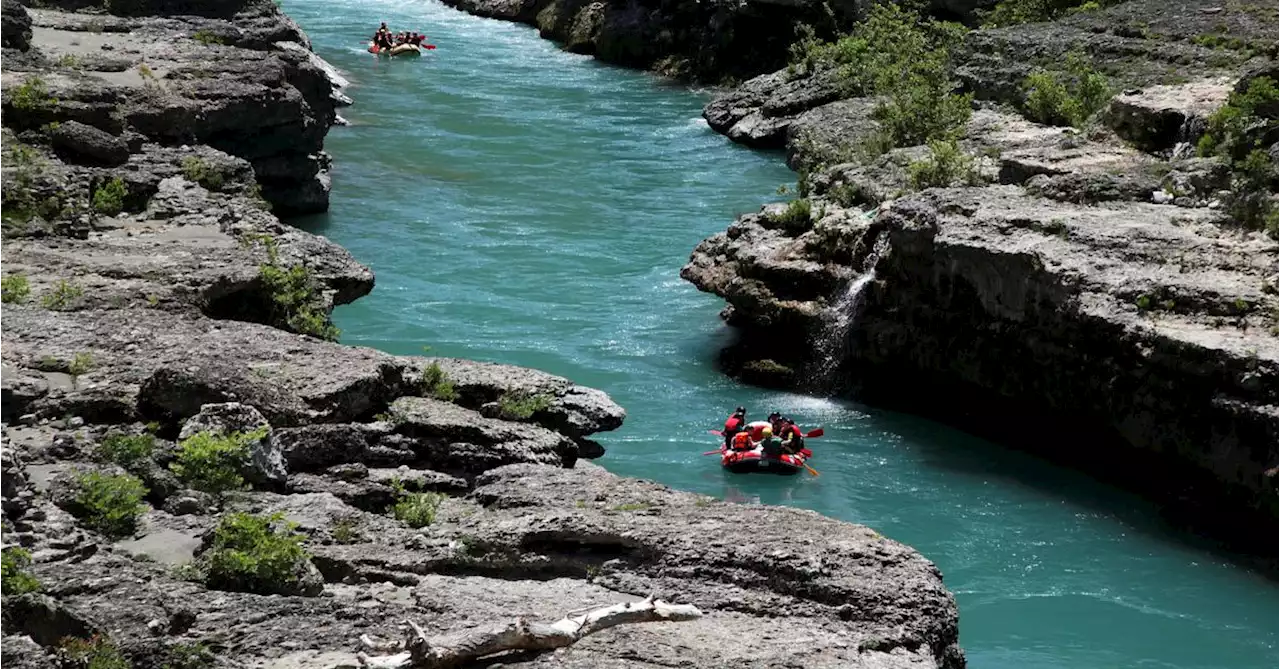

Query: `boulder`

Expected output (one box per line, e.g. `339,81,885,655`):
48,121,131,167
1,0,32,51
177,402,287,488
1104,78,1234,154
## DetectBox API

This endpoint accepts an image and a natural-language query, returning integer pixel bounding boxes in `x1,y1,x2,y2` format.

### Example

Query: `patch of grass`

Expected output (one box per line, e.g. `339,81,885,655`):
1022,50,1111,128
788,3,971,152
96,433,156,472
907,139,984,189
1,274,31,304
170,427,266,496
391,485,445,528
92,177,128,215
40,279,84,311
191,30,227,46
138,63,155,79
69,351,94,377
980,0,1120,27
9,76,58,112
496,390,553,420
257,241,341,341
768,198,813,228
57,635,130,669
55,54,83,68
74,471,148,538
330,515,362,544
201,512,311,595
421,361,458,401
180,156,225,190
1,547,41,595
609,502,651,512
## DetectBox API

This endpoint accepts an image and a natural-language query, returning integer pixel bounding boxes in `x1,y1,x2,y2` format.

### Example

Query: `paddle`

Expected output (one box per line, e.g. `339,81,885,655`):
802,462,820,477
701,449,722,456
805,427,824,438
708,429,723,437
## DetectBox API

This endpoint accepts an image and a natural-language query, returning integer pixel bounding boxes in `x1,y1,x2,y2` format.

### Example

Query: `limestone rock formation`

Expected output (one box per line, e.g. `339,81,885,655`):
684,19,1279,557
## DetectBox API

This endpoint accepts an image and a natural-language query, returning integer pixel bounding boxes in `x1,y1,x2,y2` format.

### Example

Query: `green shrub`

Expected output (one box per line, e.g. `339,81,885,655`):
40,279,83,310
74,471,148,538
497,391,553,420
57,635,131,669
10,76,58,112
1,547,41,595
180,156,225,190
392,488,444,528
787,4,970,152
97,433,156,471
1,274,30,303
908,139,982,189
1197,77,1279,234
1022,51,1111,127
69,351,94,376
201,512,310,595
769,198,813,228
170,427,266,495
1198,78,1278,162
981,0,1119,27
92,178,127,215
421,361,458,401
330,516,362,544
162,642,214,669
257,241,340,341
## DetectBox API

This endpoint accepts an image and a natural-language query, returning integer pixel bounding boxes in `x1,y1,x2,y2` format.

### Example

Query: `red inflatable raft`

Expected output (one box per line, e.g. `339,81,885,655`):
718,445,814,475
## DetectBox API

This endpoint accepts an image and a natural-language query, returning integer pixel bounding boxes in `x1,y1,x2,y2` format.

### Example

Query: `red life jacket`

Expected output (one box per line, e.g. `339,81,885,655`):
724,416,743,433
746,421,771,440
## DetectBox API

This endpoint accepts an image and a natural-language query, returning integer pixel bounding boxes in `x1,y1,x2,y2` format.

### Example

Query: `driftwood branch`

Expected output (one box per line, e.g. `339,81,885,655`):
357,595,702,669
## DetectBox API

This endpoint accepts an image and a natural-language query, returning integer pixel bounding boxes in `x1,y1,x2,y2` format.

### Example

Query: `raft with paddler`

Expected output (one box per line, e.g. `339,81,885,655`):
705,408,824,476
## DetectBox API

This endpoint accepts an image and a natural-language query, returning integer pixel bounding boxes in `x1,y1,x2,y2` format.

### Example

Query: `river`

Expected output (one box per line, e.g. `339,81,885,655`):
284,0,1278,666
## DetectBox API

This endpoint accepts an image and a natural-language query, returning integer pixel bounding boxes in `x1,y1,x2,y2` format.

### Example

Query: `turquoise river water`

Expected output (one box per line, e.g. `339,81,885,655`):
285,0,1277,666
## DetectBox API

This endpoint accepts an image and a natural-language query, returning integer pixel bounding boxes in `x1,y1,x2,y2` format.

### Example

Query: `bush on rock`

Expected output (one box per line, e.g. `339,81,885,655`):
74,471,148,538
789,3,971,154
170,428,265,496
1,547,41,595
201,512,321,596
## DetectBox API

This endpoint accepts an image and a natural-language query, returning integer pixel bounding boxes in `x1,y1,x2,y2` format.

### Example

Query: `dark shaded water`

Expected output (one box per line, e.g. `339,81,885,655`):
285,1,1279,666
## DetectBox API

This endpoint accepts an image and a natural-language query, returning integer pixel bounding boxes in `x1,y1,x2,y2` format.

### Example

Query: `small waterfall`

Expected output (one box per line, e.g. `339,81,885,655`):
809,223,890,391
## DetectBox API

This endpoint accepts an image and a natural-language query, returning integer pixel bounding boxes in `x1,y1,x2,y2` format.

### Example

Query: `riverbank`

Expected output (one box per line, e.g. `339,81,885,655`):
682,0,1279,561
0,1,965,667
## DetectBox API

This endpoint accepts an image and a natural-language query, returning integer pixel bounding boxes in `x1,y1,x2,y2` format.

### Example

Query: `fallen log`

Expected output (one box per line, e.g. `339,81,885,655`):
357,595,702,669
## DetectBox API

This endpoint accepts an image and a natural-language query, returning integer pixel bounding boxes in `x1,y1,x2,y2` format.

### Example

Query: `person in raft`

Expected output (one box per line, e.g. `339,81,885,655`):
757,425,784,458
769,413,805,453
722,406,747,449
372,25,392,50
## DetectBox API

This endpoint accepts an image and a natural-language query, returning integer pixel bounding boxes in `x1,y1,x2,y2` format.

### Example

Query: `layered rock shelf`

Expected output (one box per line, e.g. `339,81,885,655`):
683,0,1279,557
0,1,965,667
435,0,996,84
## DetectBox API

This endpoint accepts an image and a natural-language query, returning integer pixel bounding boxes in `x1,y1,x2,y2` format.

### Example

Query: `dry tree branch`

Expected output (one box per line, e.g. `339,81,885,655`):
357,595,702,669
